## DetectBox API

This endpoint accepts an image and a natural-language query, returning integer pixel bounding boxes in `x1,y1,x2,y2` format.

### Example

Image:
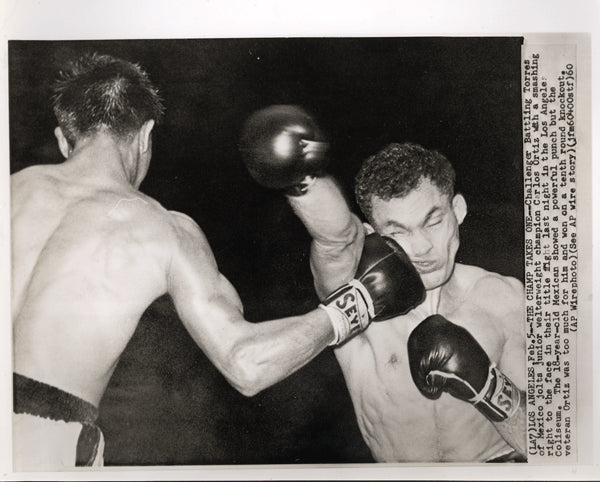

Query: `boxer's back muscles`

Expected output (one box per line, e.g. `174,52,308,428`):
334,264,525,462
13,159,354,408
12,163,182,406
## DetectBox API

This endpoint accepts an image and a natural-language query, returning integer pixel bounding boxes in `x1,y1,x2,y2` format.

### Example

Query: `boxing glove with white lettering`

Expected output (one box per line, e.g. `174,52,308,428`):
320,233,425,345
408,314,520,422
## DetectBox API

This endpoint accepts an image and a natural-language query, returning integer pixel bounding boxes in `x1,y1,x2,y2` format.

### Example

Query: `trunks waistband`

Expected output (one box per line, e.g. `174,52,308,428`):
13,373,98,424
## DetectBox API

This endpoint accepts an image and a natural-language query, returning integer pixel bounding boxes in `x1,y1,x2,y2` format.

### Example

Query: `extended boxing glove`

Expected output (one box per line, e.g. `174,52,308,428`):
239,105,329,195
407,315,521,422
320,233,425,345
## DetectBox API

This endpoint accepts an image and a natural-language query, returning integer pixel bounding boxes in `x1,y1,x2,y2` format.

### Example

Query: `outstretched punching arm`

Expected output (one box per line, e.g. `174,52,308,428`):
168,211,422,395
167,211,333,397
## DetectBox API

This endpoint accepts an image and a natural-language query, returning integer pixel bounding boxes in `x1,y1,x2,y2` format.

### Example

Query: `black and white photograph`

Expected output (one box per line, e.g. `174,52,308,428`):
1,1,597,480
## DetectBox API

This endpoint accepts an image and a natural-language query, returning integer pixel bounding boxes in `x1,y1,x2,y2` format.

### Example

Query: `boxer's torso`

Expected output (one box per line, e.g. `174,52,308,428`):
335,264,520,462
11,164,182,406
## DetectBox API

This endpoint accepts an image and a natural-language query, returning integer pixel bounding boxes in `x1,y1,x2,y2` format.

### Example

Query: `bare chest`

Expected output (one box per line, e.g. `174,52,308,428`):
336,305,508,461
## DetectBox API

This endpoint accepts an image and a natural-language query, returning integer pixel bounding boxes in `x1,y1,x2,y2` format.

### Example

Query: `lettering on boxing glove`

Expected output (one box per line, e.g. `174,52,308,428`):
319,280,374,345
408,314,520,422
321,233,425,345
471,365,520,422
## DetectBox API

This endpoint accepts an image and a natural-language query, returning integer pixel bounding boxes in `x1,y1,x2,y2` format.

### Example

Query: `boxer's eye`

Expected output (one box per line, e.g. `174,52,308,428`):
388,229,408,237
425,215,444,228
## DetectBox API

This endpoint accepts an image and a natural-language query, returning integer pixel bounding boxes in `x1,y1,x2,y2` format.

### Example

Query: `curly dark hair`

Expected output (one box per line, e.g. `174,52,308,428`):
52,53,165,145
355,142,456,221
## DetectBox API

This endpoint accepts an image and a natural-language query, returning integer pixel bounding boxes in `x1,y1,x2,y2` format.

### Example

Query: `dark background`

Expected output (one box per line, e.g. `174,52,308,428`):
9,37,524,465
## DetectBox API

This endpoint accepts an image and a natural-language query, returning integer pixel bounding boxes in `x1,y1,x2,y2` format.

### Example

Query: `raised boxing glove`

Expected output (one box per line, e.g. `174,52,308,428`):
407,314,521,422
320,233,425,345
239,105,329,195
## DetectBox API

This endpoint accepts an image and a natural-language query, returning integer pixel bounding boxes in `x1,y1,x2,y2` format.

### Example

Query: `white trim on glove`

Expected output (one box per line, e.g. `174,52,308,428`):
319,279,374,345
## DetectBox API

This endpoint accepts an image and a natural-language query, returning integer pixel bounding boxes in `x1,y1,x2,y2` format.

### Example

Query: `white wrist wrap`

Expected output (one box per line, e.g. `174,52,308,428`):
470,364,520,422
320,279,374,345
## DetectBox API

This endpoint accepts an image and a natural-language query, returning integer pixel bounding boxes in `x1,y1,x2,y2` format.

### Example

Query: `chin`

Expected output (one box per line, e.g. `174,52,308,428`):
421,269,451,291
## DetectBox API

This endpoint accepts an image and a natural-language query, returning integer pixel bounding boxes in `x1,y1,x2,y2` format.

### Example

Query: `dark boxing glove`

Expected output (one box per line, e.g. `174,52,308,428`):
407,314,521,422
320,233,425,345
239,105,329,195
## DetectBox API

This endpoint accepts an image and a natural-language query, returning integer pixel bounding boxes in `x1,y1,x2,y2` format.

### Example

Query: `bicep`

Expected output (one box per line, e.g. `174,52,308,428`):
167,215,249,368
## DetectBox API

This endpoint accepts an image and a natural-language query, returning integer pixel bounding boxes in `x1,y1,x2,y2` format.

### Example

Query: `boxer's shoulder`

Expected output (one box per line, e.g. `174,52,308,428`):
11,164,50,180
11,164,60,196
166,209,215,260
474,271,522,307
167,209,199,226
454,264,523,301
454,264,524,334
167,210,203,239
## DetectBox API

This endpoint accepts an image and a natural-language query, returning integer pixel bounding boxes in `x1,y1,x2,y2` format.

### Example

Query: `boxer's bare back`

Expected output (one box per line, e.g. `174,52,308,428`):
12,135,344,410
335,264,525,462
12,160,186,406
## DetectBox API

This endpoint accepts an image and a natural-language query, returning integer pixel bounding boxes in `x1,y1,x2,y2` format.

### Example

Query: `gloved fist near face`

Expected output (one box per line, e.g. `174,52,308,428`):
320,233,425,345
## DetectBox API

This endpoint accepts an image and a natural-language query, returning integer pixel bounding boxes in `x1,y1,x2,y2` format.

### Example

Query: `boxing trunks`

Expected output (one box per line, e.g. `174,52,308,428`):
13,373,104,470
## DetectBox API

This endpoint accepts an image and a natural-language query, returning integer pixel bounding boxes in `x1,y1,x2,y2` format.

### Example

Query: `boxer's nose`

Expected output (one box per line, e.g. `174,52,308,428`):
408,229,433,259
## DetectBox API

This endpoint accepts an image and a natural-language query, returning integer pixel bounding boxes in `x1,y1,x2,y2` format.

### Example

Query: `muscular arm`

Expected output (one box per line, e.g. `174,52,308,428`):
167,212,334,396
286,176,365,299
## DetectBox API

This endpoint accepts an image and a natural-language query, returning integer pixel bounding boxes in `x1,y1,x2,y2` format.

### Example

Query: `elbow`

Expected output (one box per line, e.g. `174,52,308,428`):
234,384,262,398
223,346,267,397
229,374,262,397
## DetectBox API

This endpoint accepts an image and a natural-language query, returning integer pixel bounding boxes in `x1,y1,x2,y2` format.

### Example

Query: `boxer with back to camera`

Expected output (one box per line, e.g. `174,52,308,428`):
240,104,527,462
11,55,424,470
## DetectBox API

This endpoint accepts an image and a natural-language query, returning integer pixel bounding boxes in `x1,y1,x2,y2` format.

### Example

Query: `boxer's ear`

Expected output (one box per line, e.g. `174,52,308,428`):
452,194,467,225
138,119,155,154
54,127,71,159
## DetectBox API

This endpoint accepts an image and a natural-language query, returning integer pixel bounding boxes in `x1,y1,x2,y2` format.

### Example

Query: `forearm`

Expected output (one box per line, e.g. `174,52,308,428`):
228,308,334,396
287,176,365,298
492,389,526,458
286,176,360,244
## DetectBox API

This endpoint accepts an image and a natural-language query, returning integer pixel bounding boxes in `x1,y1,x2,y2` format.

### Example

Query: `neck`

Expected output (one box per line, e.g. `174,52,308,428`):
63,133,138,187
412,264,462,318
412,286,442,319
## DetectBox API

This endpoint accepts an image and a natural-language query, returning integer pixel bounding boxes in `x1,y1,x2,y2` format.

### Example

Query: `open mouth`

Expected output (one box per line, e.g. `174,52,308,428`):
412,260,438,274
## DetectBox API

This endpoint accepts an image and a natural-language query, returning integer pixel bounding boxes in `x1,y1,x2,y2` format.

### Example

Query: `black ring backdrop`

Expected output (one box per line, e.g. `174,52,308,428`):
9,37,523,465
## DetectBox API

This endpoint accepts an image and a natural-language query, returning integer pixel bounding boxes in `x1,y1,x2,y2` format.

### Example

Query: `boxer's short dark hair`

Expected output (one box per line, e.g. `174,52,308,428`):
52,53,165,145
355,142,456,221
